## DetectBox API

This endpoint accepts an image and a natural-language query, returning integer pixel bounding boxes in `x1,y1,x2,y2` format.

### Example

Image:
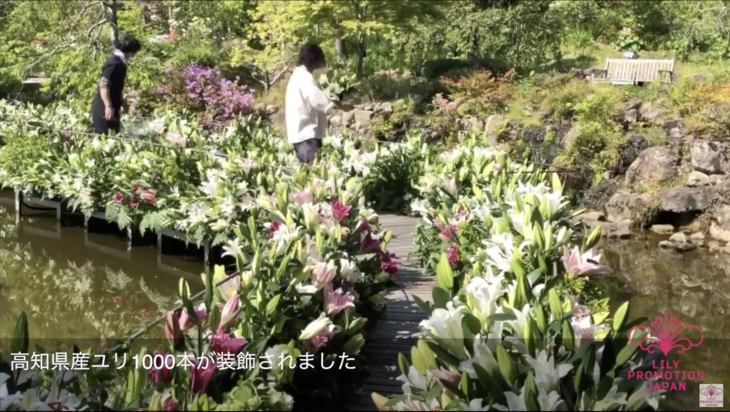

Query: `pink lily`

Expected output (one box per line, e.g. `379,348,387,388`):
293,189,313,205
190,357,217,395
164,397,178,411
331,199,352,222
210,331,248,354
149,350,172,384
446,244,459,266
165,311,181,343
356,219,371,234
361,233,382,254
312,260,337,288
561,246,613,277
113,192,124,204
306,335,330,354
439,225,457,243
381,252,400,276
323,284,355,316
219,294,240,330
141,188,157,205
179,303,208,331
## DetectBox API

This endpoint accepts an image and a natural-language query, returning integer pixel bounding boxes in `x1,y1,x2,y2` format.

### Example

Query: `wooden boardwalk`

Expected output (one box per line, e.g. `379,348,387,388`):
346,214,436,411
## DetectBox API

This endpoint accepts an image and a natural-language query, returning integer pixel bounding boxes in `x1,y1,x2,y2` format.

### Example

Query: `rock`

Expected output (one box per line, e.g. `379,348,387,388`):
608,224,632,239
484,114,506,145
584,220,632,239
669,232,687,243
341,110,355,127
463,115,483,131
329,112,342,127
639,101,666,125
710,205,730,242
581,210,606,222
660,233,698,252
650,224,674,234
676,242,698,252
625,147,678,192
583,178,621,211
378,102,393,114
691,140,730,174
687,171,710,187
605,193,657,228
354,109,373,129
561,124,581,152
664,120,685,148
690,232,705,246
265,104,278,115
658,187,717,213
625,99,642,111
679,219,703,233
624,108,640,124
708,240,721,252
724,243,730,254
616,134,648,175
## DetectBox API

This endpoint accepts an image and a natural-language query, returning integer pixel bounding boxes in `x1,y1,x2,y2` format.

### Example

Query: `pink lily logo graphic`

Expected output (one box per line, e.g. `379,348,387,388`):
628,312,704,356
701,384,723,399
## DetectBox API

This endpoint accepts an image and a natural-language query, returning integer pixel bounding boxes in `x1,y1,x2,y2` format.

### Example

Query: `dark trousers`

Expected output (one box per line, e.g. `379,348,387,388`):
90,101,121,135
91,115,121,135
293,138,322,164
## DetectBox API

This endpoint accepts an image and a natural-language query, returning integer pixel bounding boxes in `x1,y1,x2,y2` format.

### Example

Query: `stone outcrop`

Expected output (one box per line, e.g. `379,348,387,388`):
605,193,657,228
691,140,730,175
624,147,678,192
658,187,717,214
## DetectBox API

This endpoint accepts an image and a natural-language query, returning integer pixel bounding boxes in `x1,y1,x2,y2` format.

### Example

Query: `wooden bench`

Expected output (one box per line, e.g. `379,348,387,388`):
591,58,675,85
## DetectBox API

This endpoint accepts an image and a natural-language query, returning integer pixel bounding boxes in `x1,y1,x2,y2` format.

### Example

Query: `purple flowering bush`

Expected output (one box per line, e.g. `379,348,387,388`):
158,63,255,126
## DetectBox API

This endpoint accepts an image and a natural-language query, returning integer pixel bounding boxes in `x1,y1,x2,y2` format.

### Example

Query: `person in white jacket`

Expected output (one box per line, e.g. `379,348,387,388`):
285,44,336,164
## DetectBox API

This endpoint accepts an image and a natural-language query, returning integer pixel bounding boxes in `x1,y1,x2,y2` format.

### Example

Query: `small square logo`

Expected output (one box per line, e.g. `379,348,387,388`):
700,384,724,407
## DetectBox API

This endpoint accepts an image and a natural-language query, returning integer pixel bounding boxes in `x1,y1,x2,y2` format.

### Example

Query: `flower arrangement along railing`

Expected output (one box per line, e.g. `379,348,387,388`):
0,100,415,410
371,143,665,411
0,101,430,245
0,134,400,410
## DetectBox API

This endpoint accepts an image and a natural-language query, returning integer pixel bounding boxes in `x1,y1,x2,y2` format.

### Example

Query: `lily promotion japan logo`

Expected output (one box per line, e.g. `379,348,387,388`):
627,312,705,392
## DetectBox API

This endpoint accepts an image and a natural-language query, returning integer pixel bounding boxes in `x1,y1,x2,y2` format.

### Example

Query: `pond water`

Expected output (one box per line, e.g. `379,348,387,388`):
0,191,204,343
599,233,730,411
0,189,728,410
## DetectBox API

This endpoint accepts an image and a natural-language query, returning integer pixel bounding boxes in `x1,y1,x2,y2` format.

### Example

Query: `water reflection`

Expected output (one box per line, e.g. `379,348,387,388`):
0,197,204,340
600,233,730,411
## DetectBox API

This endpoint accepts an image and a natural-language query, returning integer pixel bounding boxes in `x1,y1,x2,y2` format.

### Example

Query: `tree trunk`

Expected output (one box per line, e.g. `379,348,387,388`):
356,34,365,80
334,26,345,64
105,0,119,46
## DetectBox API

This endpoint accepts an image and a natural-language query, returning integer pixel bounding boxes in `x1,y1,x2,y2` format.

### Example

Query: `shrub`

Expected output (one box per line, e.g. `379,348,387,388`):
157,63,255,125
439,68,516,115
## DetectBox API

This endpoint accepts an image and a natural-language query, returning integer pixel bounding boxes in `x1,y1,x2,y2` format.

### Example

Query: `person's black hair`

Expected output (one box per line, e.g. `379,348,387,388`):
297,44,325,69
116,33,142,54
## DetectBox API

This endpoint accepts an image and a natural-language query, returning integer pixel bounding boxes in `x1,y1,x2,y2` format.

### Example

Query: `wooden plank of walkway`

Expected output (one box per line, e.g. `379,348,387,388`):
345,214,435,411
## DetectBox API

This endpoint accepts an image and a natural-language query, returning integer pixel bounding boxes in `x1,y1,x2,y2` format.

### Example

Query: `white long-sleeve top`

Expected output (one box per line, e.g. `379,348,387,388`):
285,65,335,144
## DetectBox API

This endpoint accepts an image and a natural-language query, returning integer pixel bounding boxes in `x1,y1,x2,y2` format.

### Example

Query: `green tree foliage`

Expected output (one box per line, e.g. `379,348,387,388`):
4,0,730,104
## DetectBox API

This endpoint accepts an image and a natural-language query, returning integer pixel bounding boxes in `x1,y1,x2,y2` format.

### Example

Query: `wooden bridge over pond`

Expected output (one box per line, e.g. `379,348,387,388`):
345,214,435,411
3,189,434,410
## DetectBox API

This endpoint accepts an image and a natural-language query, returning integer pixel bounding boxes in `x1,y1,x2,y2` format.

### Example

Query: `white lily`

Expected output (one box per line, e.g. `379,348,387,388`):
459,336,499,379
593,384,628,410
0,373,23,411
299,313,334,340
419,302,466,358
465,275,505,326
524,350,573,393
396,365,433,394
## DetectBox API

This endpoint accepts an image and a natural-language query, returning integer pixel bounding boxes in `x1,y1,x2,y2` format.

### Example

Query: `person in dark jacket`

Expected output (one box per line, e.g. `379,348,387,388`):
90,33,142,135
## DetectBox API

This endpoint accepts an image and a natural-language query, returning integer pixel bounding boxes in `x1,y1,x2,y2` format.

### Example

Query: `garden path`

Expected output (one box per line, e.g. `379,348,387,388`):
345,214,435,411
